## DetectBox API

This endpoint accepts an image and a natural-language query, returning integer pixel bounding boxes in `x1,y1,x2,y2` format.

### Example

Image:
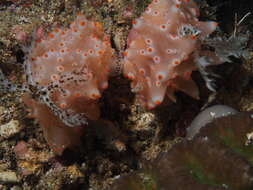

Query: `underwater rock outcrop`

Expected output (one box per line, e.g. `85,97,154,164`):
186,105,238,139
111,111,253,190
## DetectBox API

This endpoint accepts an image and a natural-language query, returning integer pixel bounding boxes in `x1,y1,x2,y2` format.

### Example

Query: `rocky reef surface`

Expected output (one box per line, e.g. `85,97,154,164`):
0,0,252,189
112,110,253,190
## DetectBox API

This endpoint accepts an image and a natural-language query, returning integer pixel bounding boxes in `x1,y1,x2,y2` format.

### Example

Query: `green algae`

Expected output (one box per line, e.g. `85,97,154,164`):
184,155,222,187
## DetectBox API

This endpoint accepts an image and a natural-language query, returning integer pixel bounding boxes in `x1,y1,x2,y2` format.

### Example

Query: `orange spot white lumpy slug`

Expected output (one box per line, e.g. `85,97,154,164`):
123,0,218,109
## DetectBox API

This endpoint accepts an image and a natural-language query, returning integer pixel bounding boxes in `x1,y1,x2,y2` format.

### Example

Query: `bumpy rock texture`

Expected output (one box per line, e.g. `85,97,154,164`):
24,14,114,154
123,0,218,109
111,111,253,190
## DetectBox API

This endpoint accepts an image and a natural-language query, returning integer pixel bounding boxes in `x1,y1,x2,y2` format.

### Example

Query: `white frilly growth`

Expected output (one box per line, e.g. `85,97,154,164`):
195,55,220,92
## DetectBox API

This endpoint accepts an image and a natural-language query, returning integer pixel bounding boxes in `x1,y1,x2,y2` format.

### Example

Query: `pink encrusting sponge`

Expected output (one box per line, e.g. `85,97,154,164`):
123,0,218,109
24,14,114,154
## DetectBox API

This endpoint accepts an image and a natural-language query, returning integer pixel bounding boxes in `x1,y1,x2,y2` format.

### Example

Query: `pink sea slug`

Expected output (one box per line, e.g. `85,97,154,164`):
23,14,114,154
22,0,219,154
123,0,218,109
